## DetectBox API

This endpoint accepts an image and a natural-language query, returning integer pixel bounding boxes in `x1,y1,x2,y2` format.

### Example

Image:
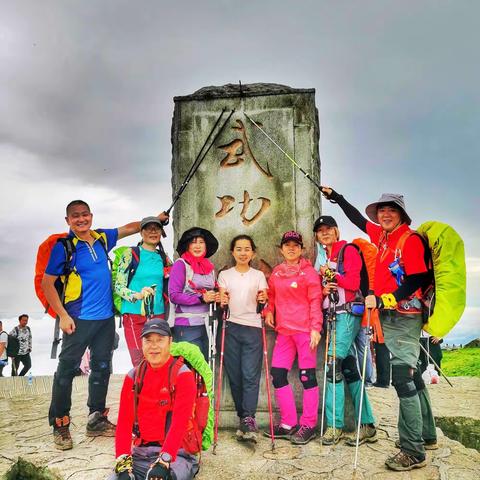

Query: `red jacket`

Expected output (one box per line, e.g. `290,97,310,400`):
366,222,428,296
115,356,196,460
265,258,323,335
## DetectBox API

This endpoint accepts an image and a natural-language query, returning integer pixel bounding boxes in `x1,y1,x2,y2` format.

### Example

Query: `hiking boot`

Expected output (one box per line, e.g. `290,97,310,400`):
236,416,259,442
345,424,378,446
290,425,317,445
53,416,73,450
86,409,116,437
263,424,298,440
395,438,438,450
385,450,426,471
320,426,344,445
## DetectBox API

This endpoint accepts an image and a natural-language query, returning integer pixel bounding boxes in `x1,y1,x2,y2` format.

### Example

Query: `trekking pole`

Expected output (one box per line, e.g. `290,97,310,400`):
328,289,339,446
166,109,235,215
397,339,454,388
244,112,322,190
259,302,275,451
353,307,372,471
208,300,217,394
319,318,331,444
213,305,229,454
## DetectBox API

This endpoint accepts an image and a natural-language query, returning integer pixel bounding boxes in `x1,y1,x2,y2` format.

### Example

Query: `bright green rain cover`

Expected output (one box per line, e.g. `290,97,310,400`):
170,341,214,451
111,246,132,315
417,221,466,337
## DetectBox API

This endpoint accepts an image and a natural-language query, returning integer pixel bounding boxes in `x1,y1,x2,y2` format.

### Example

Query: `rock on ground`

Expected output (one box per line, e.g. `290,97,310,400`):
0,376,479,479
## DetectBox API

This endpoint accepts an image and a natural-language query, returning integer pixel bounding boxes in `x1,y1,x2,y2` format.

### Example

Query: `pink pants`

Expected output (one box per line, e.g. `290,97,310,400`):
272,332,319,428
122,314,164,367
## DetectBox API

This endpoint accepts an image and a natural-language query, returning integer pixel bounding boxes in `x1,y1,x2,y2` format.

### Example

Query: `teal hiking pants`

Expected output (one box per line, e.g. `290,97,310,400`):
325,312,375,429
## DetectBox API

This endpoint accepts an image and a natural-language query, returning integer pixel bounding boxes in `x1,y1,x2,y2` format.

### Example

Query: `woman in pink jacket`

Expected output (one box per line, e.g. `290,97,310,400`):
264,230,323,445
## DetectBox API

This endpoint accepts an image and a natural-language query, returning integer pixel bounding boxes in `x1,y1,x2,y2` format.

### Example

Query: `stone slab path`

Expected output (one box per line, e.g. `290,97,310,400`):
0,376,478,479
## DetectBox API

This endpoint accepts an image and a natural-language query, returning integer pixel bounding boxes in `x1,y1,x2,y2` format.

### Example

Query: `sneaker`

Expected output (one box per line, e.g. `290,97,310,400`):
320,426,344,445
53,416,73,450
86,409,116,437
263,424,297,440
385,450,427,471
395,438,438,450
345,424,378,446
237,416,258,442
290,425,317,445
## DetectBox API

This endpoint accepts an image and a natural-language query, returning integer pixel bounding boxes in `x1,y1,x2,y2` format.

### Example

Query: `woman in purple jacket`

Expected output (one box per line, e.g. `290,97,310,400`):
168,227,220,360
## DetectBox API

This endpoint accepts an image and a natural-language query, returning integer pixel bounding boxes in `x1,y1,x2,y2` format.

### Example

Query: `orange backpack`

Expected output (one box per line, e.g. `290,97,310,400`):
34,233,72,317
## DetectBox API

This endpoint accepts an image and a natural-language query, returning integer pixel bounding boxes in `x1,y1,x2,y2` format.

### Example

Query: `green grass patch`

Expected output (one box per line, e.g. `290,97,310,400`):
4,458,63,480
441,347,480,377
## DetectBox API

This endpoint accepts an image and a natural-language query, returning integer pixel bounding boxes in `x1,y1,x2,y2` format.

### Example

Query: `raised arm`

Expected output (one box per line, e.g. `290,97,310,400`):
117,212,169,240
321,187,368,233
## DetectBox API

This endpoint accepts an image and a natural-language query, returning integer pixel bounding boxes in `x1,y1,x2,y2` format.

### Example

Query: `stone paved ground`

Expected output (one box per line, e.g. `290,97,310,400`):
0,376,479,479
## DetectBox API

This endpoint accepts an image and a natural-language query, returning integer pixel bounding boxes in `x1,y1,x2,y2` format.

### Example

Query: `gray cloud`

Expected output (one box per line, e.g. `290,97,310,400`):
0,0,478,334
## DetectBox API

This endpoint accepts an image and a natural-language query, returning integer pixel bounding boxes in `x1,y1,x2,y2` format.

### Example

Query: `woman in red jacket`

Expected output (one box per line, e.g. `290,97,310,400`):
264,231,322,445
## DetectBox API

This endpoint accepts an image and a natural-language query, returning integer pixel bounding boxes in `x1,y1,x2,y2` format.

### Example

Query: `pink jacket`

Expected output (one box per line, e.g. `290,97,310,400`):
265,258,323,335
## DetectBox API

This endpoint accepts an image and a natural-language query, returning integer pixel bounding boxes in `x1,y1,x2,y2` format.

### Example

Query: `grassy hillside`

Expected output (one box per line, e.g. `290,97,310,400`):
441,347,480,377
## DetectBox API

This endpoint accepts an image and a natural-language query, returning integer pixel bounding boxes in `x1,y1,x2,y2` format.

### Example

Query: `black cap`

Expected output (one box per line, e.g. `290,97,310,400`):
140,319,172,338
313,215,338,231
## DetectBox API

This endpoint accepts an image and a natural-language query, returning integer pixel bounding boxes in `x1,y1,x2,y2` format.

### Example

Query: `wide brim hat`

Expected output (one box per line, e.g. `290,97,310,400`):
365,193,412,225
176,227,219,258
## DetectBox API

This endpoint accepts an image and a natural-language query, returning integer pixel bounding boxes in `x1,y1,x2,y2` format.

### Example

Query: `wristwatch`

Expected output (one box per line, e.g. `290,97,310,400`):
159,452,172,465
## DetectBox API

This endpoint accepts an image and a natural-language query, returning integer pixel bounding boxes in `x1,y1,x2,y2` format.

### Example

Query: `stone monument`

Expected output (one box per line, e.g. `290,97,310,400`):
171,83,335,428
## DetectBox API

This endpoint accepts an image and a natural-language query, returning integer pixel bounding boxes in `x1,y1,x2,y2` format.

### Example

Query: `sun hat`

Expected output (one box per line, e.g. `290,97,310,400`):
176,227,219,258
365,193,412,225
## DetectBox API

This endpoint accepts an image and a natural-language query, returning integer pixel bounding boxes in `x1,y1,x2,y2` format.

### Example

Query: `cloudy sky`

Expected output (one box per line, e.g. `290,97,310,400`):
0,0,478,366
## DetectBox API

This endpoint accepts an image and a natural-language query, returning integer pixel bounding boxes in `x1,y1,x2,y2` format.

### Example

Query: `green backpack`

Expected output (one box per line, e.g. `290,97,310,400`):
111,245,172,316
416,221,466,337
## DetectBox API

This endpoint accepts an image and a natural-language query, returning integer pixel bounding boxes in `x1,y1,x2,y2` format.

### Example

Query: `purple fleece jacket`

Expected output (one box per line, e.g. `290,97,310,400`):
168,259,215,326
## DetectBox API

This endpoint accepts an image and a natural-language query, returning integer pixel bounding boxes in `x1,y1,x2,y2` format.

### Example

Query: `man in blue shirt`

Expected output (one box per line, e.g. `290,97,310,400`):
42,200,168,450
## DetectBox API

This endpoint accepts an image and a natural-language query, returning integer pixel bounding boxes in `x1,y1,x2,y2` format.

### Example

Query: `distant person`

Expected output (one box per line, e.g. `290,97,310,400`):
110,319,200,480
0,320,8,377
419,334,443,373
115,216,169,367
41,199,168,451
10,314,32,376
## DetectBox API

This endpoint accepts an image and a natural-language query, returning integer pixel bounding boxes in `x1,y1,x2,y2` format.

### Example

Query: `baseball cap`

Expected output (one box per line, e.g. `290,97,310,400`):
280,230,303,246
140,216,163,230
313,215,338,231
140,319,172,338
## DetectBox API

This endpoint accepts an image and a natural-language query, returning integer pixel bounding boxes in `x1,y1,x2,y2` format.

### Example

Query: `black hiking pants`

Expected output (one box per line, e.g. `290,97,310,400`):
224,322,263,419
49,316,115,425
373,341,391,387
12,353,32,376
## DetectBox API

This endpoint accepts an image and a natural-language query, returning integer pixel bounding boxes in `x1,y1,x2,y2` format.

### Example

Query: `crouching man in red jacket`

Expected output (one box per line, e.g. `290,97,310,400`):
108,319,199,480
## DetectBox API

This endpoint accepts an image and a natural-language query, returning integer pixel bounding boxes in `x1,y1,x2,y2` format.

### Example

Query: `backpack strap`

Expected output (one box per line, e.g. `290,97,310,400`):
127,246,141,287
337,243,369,298
132,360,148,441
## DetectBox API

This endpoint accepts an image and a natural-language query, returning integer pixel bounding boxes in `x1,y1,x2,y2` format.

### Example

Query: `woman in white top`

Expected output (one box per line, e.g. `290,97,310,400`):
218,235,268,443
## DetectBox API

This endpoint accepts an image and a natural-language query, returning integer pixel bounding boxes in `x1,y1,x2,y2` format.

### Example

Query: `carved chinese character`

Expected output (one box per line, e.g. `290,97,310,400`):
214,190,271,226
215,195,235,218
218,120,273,178
239,190,271,226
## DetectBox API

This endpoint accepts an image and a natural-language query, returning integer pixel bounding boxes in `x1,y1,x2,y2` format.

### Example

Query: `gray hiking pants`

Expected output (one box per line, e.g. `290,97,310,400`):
106,446,199,480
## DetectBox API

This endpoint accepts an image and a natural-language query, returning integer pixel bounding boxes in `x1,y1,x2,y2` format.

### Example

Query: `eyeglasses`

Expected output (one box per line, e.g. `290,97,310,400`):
143,225,161,232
